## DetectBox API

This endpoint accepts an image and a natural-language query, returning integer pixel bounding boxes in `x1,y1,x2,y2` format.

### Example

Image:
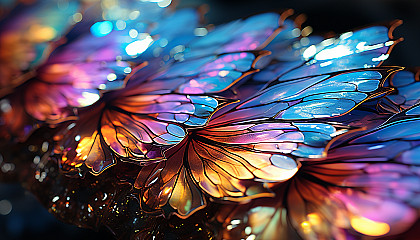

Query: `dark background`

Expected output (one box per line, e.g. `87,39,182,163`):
1,0,419,239
180,0,420,67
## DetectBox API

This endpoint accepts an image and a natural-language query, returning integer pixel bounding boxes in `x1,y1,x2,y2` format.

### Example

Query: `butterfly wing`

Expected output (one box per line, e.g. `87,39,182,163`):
254,22,401,84
379,68,420,113
134,62,402,218
218,104,420,239
286,105,420,238
138,51,267,94
51,11,280,174
211,67,400,126
1,2,198,138
135,120,346,217
182,12,283,60
55,91,220,175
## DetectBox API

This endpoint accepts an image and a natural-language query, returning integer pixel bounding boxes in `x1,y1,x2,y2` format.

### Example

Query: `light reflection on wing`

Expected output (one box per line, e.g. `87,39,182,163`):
254,22,402,84
135,119,345,217
217,104,420,239
0,1,197,139
183,12,282,59
211,67,401,126
144,51,268,94
55,91,220,175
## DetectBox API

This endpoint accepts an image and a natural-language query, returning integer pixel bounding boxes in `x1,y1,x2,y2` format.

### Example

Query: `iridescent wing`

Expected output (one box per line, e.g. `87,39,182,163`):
24,2,187,118
54,91,221,175
254,21,401,83
51,10,286,175
211,67,401,126
135,64,402,218
216,197,300,240
218,104,420,240
129,11,293,94
379,68,420,113
322,67,420,133
182,12,284,59
0,2,198,139
135,120,346,217
140,51,268,94
218,14,317,100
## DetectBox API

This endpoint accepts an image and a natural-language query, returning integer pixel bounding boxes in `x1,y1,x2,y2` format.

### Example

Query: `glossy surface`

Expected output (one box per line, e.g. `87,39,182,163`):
1,1,420,240
218,104,420,239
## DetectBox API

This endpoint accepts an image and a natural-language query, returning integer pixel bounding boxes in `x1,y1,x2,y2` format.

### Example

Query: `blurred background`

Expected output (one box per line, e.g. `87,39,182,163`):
1,0,419,239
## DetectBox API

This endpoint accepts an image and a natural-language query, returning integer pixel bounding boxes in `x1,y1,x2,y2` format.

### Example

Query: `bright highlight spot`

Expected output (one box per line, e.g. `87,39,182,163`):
72,13,83,23
0,99,11,113
350,216,390,236
340,31,353,40
116,20,126,30
245,235,256,240
291,28,301,37
29,25,57,42
124,67,132,74
218,70,229,77
78,92,100,107
307,213,321,225
372,54,389,62
230,219,241,225
0,200,12,215
303,45,317,60
319,60,332,67
75,135,81,141
129,10,140,20
301,26,313,37
157,0,171,8
107,73,117,81
315,45,353,60
159,38,169,47
194,27,208,36
90,21,113,37
125,35,154,56
129,29,139,38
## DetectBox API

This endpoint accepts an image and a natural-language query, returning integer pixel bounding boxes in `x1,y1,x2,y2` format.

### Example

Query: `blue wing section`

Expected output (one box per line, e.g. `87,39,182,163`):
211,67,400,126
379,69,420,113
253,23,401,85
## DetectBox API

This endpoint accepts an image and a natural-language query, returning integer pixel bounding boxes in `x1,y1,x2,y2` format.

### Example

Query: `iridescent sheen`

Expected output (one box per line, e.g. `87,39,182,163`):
1,2,420,240
211,67,400,126
218,104,420,239
54,78,221,174
135,104,348,217
254,21,401,83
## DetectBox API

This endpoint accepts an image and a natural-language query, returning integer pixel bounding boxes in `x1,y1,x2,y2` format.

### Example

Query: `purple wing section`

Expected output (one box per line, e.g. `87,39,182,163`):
147,51,264,94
